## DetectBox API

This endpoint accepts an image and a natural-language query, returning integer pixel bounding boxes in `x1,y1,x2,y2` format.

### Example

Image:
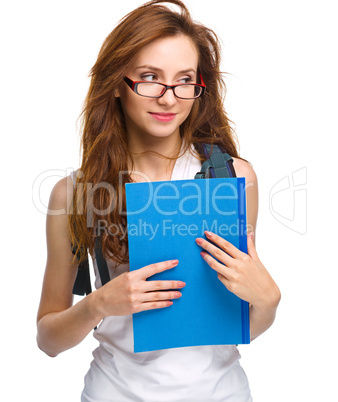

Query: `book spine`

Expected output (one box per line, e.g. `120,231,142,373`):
237,178,251,344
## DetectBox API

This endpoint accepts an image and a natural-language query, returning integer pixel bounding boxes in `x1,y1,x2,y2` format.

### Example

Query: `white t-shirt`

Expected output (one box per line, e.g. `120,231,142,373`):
79,146,253,402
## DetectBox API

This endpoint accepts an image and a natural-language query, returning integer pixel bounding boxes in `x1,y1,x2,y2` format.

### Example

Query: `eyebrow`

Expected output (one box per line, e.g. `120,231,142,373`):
135,65,196,74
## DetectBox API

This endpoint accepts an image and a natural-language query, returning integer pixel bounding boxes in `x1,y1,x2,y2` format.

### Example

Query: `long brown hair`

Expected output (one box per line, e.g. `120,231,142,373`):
69,0,241,264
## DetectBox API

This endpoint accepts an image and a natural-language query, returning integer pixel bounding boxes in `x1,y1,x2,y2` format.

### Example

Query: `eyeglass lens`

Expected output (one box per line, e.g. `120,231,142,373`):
137,82,202,99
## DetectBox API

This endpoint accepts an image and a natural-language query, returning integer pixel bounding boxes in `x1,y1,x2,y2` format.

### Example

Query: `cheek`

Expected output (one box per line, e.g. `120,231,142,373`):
178,101,198,129
180,101,195,120
119,91,142,119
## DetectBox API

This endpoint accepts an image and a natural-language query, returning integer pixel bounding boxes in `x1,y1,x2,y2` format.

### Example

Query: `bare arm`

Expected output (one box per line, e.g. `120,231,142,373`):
36,177,101,357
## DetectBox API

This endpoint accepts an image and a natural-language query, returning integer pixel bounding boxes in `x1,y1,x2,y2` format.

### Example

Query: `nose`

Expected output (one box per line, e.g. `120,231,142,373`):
157,87,177,107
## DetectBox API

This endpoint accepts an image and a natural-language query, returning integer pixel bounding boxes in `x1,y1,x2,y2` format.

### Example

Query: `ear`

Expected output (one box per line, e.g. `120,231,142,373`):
114,87,121,98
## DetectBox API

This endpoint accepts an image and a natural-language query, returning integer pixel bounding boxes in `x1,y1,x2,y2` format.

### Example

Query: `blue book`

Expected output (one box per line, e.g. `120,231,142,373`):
125,177,250,353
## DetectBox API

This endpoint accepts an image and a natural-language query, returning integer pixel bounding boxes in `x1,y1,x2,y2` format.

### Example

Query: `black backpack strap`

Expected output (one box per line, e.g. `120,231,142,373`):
70,168,111,295
72,245,92,296
195,143,236,179
70,169,92,296
94,236,111,287
72,237,111,294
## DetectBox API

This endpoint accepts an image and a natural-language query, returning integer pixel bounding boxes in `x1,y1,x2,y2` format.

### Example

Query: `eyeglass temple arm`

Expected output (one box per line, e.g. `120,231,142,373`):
124,76,134,90
199,74,206,86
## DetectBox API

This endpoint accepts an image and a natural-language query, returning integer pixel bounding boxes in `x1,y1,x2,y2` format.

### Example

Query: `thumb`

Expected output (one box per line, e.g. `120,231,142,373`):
247,232,259,261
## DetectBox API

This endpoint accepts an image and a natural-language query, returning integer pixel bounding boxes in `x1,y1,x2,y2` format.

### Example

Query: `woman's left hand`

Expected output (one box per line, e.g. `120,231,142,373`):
195,231,280,311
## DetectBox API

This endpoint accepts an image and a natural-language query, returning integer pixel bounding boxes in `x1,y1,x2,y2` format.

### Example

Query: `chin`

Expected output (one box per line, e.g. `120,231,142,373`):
143,124,180,139
149,129,180,139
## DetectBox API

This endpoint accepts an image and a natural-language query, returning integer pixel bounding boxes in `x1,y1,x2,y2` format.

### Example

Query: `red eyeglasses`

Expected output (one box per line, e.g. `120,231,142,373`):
124,75,206,100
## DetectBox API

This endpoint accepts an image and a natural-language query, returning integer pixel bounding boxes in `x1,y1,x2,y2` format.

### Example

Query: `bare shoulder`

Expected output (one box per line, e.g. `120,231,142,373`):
45,174,77,266
48,174,75,213
232,157,259,233
232,157,258,185
46,174,76,250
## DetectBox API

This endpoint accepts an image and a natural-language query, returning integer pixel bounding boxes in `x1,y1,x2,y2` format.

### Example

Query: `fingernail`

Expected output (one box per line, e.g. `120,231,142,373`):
196,238,203,245
177,281,186,287
171,259,179,265
205,231,213,238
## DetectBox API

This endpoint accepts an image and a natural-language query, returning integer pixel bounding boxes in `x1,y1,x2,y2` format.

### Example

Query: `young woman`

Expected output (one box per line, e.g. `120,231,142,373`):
37,1,281,400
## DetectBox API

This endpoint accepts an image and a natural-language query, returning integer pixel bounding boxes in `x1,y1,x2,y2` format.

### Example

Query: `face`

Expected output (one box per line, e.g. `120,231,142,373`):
117,35,199,144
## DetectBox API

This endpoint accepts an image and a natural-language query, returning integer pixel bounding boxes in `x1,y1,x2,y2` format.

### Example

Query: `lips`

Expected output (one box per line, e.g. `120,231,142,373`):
149,112,176,122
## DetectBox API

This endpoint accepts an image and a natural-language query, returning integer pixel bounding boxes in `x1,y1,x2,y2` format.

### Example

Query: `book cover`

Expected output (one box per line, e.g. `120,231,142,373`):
125,177,250,353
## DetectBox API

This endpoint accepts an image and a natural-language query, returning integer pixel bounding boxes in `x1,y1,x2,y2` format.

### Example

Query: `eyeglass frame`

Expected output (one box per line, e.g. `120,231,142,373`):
123,74,206,100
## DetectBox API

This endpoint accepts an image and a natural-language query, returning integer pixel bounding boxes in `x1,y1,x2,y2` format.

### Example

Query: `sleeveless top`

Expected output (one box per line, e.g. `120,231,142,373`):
74,146,253,402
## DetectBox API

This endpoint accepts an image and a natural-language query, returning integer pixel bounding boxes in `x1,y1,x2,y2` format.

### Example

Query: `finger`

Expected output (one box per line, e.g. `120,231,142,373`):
200,251,233,280
204,231,243,259
140,290,182,303
138,300,174,312
196,237,232,266
138,259,179,280
144,279,186,292
247,232,259,261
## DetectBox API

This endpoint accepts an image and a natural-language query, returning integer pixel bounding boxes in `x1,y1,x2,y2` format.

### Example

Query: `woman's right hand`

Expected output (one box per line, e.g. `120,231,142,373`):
91,259,185,319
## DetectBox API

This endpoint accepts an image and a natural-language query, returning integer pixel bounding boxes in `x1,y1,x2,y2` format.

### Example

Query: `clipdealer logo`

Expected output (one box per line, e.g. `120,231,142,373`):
269,167,307,234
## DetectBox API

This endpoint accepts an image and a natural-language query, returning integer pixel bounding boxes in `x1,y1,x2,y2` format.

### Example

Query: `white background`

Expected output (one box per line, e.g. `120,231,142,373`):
1,1,337,401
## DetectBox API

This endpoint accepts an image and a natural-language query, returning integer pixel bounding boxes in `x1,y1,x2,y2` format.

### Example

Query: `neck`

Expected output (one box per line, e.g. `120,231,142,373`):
127,132,183,182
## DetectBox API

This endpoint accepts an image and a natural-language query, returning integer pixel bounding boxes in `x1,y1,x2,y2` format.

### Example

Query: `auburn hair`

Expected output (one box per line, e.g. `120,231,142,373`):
69,0,242,265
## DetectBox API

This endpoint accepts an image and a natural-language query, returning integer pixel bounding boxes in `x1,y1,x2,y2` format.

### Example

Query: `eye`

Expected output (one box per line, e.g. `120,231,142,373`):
179,76,193,84
141,74,157,82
